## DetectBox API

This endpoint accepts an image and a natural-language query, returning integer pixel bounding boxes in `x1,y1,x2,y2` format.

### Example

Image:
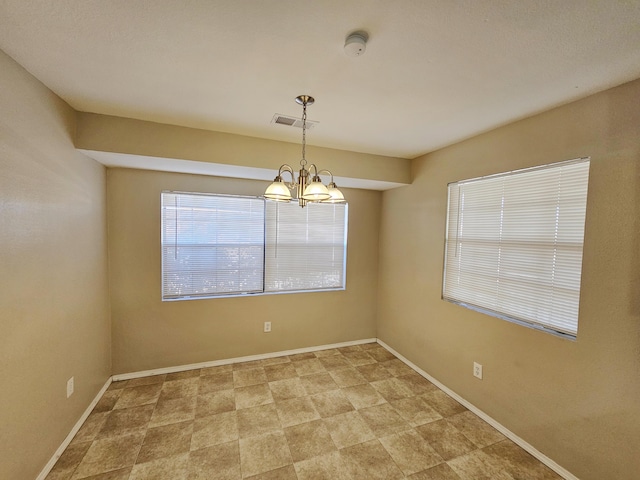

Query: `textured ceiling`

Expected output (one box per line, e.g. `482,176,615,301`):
1,0,640,159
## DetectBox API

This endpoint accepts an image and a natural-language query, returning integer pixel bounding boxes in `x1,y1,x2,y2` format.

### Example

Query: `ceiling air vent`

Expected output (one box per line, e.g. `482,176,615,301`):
271,114,317,129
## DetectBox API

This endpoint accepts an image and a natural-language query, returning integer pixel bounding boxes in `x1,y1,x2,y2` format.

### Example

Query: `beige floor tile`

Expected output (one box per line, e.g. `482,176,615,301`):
340,439,404,480
323,411,375,449
447,411,505,448
342,384,387,409
328,367,368,387
239,432,292,478
379,429,443,476
235,384,274,409
165,369,201,381
129,452,189,480
149,396,197,428
482,440,562,479
99,405,154,438
391,396,442,427
447,449,514,480
359,403,412,437
127,375,167,387
356,363,394,382
46,441,92,480
198,372,234,394
292,358,325,376
244,464,297,480
359,342,379,350
371,377,415,402
420,390,467,418
233,360,263,371
200,364,233,376
136,420,193,464
343,350,376,366
310,389,355,418
233,368,267,388
294,451,352,480
381,359,415,377
367,348,397,363
73,468,132,480
113,384,162,409
107,380,128,391
337,345,362,353
396,372,438,395
191,411,239,451
263,363,297,382
188,441,240,480
74,412,110,443
237,404,281,439
71,432,145,479
313,348,341,357
416,419,477,461
287,352,316,361
300,372,339,395
261,356,291,366
159,378,199,400
196,389,235,418
408,462,462,479
319,355,350,371
93,390,123,413
283,419,336,462
275,396,320,428
268,377,306,402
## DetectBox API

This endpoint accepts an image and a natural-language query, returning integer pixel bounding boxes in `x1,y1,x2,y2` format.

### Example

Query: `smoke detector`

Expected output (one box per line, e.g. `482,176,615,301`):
344,31,368,57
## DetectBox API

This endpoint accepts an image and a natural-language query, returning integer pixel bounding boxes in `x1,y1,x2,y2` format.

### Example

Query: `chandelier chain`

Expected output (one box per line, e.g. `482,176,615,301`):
300,100,307,166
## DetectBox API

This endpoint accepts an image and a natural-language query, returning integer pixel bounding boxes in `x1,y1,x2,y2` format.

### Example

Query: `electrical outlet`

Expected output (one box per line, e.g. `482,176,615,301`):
264,321,272,333
66,377,74,398
473,362,483,380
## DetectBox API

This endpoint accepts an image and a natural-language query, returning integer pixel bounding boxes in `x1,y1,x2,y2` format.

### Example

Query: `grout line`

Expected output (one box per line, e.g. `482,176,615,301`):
376,338,579,480
36,376,113,480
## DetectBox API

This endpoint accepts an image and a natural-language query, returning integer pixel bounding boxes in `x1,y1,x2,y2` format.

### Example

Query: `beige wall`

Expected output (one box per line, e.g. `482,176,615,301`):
108,168,380,374
378,78,640,480
0,51,111,479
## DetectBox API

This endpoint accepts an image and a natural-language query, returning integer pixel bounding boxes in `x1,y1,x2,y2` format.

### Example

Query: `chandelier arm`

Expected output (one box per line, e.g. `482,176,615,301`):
316,169,335,183
278,164,297,188
307,163,320,178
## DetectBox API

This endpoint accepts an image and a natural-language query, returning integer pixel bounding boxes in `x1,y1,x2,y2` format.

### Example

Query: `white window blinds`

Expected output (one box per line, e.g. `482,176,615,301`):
265,201,347,292
443,158,590,337
161,193,265,299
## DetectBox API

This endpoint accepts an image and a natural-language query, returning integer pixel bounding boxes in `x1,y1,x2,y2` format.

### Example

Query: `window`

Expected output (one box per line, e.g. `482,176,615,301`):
442,158,590,338
265,201,348,292
161,192,347,300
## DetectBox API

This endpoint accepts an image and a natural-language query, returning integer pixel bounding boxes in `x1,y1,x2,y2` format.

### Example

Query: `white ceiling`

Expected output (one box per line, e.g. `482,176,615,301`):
1,0,639,159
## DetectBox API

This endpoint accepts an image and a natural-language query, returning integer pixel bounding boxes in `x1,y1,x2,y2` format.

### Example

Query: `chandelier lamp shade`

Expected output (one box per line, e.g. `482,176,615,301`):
264,95,345,207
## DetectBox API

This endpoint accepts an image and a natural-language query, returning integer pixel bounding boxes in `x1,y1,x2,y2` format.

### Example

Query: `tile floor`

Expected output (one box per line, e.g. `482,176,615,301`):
46,343,562,479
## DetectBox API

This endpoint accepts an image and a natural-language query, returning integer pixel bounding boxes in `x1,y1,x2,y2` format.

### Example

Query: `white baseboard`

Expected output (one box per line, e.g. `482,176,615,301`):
36,376,113,480
112,338,377,381
376,339,578,480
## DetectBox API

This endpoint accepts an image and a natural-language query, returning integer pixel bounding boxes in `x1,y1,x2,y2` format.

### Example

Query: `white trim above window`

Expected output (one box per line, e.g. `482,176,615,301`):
442,158,590,338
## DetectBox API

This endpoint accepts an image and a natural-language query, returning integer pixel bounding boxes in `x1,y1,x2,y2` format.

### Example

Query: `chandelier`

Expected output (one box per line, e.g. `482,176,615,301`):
264,95,345,207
